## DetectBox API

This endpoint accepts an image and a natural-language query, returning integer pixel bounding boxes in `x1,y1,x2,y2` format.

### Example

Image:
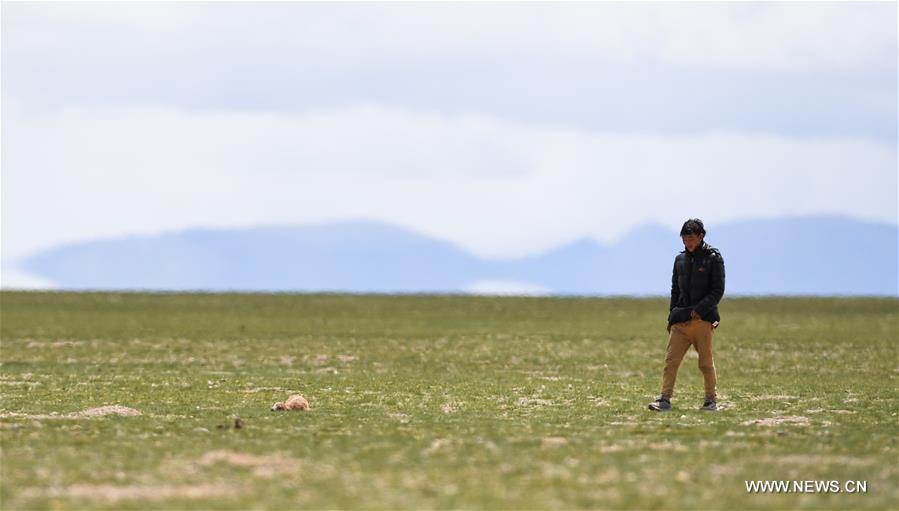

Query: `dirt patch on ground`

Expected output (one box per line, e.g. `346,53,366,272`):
305,354,330,365
517,398,553,407
541,436,568,448
742,415,809,426
1,405,142,420
387,412,411,424
0,412,63,420
25,340,84,348
747,394,798,401
242,386,288,393
198,450,297,477
0,381,42,389
764,454,875,466
441,401,463,414
648,441,688,452
707,464,740,477
423,438,456,454
21,483,237,502
73,406,142,417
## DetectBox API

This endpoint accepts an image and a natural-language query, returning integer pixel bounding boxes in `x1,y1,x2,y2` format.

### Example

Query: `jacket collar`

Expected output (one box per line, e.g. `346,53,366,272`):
685,242,708,258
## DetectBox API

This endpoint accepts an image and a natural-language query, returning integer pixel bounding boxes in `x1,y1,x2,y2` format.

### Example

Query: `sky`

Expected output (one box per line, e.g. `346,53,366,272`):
2,2,897,287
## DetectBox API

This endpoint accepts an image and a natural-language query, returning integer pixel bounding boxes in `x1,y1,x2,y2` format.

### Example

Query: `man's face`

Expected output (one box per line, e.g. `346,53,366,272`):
681,234,703,253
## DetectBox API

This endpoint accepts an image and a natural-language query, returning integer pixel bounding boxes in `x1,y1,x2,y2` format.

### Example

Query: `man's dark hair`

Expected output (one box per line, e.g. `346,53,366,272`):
680,218,706,236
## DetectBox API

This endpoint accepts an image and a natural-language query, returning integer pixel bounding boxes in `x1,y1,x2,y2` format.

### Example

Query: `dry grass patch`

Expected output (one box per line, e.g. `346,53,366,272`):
242,386,288,393
387,412,411,424
742,415,810,426
747,394,799,401
197,450,298,477
764,454,876,466
423,438,456,454
648,441,688,452
0,405,141,420
21,483,237,502
517,398,553,407
541,436,568,448
24,339,84,348
441,401,463,414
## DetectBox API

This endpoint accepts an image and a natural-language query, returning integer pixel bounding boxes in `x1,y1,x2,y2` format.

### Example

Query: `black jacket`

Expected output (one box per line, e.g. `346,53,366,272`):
668,242,725,326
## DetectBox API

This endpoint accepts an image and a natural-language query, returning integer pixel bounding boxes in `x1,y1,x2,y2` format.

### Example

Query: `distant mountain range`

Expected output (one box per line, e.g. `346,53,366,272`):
19,216,899,295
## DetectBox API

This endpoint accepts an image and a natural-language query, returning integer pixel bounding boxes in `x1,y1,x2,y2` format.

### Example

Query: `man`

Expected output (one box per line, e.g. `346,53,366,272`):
648,218,725,412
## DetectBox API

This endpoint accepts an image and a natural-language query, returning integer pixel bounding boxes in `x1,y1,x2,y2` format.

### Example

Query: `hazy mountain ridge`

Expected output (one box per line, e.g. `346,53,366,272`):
20,216,899,295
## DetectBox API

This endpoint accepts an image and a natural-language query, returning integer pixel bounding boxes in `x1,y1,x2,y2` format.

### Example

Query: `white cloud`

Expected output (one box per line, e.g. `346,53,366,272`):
4,2,196,35
2,105,895,264
4,2,894,73
0,267,56,290
465,280,549,297
3,2,893,150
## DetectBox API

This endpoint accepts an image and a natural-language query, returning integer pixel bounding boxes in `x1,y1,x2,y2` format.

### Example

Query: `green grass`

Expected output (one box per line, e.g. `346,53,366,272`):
1,291,896,510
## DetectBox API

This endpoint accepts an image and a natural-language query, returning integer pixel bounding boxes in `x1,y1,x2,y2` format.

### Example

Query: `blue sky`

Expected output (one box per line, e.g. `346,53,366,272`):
2,2,897,287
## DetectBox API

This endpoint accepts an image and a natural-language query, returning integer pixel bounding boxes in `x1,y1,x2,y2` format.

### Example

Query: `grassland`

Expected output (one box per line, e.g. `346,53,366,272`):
1,291,896,510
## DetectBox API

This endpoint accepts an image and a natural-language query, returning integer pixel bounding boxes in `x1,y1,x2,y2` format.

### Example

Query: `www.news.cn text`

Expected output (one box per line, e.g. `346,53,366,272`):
745,480,868,494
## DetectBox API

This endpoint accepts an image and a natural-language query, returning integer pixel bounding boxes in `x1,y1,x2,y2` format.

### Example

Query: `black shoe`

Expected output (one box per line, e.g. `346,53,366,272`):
648,396,672,412
701,399,717,411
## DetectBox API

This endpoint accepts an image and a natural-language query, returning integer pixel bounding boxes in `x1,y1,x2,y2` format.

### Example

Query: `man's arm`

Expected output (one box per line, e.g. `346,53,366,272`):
693,254,725,319
669,259,679,312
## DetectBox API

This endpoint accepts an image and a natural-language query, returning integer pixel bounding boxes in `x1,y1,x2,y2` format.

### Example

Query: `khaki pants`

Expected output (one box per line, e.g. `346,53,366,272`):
660,318,717,400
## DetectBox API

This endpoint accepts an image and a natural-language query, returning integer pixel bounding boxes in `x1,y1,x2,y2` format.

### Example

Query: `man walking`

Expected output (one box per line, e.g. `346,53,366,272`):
649,218,725,412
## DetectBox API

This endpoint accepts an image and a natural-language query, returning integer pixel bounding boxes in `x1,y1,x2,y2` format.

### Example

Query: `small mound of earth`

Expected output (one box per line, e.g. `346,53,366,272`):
74,406,142,417
742,415,809,426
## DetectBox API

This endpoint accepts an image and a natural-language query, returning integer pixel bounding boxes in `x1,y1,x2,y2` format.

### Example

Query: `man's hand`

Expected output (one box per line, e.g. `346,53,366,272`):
690,310,701,320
